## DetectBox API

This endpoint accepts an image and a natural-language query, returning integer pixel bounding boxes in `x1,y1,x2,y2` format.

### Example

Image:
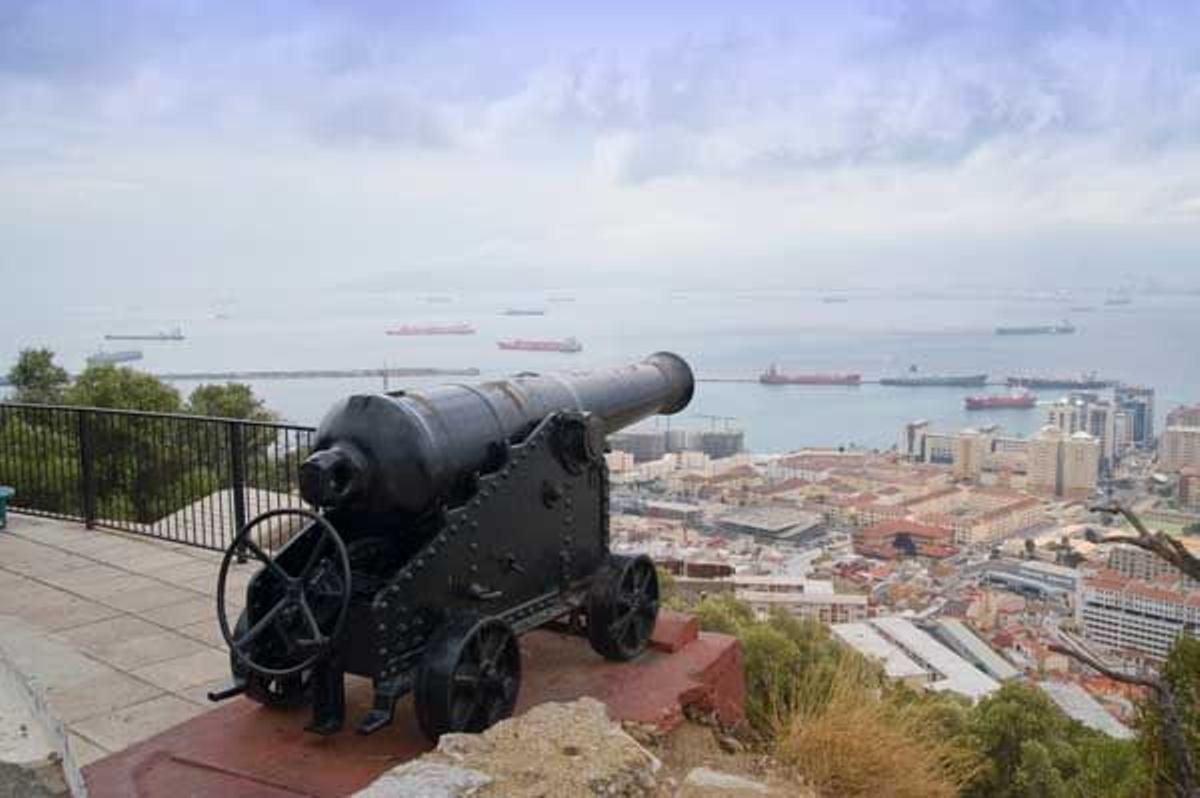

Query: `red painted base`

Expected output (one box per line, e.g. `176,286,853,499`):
83,612,744,798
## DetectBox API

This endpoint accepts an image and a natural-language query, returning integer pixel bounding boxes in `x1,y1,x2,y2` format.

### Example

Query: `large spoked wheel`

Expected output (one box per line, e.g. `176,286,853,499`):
216,508,352,678
415,614,522,741
587,554,659,662
231,610,313,708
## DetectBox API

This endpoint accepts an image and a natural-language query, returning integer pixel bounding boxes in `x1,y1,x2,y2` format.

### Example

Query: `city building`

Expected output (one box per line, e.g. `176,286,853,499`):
856,519,956,560
902,422,1030,474
1046,396,1116,472
1080,571,1200,660
1039,681,1134,739
932,618,1021,682
1108,544,1199,588
1027,426,1063,496
1027,425,1100,499
906,486,1044,545
1180,468,1200,511
984,559,1081,602
865,616,1001,700
725,578,870,624
609,425,745,463
608,429,667,462
1166,403,1200,428
1115,385,1155,448
1062,432,1102,500
832,622,930,688
1161,426,1200,472
716,506,823,541
954,429,988,483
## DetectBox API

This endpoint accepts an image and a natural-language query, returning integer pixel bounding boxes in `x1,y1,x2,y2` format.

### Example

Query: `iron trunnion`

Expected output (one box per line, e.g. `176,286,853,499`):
209,352,694,740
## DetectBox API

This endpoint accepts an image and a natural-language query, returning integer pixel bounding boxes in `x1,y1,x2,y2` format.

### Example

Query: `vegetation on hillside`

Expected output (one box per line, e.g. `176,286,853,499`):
1,349,294,525
683,590,1180,798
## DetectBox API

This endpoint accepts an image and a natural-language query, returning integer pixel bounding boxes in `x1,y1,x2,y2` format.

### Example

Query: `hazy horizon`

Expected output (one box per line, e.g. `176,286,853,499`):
3,0,1200,310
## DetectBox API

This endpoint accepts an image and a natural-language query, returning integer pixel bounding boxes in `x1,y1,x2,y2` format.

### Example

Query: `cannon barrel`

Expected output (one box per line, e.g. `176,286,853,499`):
299,352,694,515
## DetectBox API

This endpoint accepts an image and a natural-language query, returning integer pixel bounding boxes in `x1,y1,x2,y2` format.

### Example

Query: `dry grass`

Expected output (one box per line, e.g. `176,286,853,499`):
772,655,983,798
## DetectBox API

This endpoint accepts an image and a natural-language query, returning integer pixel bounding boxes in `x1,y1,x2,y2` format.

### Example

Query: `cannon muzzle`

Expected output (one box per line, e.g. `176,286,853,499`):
300,352,694,515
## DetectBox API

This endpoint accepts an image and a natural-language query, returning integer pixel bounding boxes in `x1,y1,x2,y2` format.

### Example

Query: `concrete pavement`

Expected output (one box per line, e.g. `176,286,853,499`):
0,514,251,769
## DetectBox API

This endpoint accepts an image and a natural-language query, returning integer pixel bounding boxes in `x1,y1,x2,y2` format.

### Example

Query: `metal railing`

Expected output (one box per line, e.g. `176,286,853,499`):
0,402,315,551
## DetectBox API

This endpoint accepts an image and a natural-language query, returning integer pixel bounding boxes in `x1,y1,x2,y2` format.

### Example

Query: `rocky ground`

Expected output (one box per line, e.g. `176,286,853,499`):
355,698,812,798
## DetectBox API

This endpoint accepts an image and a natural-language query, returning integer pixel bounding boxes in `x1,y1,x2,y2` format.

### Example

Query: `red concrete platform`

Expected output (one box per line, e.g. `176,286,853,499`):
83,612,743,797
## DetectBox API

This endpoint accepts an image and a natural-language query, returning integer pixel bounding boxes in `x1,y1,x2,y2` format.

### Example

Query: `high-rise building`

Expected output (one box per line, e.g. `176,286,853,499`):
953,429,987,483
1026,426,1098,499
1028,425,1063,497
1161,427,1200,473
1046,396,1116,473
1115,385,1156,447
1061,432,1101,500
1166,404,1200,428
1181,469,1200,511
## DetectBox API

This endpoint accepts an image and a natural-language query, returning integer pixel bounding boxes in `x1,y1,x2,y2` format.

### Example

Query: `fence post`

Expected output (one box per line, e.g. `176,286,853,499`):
77,411,97,529
229,421,248,557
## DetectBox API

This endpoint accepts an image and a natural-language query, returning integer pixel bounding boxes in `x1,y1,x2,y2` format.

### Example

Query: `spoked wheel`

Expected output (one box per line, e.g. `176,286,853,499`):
587,554,659,661
216,508,352,679
231,610,312,708
415,614,522,741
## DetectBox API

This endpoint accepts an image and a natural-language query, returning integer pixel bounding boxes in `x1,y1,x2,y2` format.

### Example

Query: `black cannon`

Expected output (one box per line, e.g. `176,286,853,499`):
210,352,694,740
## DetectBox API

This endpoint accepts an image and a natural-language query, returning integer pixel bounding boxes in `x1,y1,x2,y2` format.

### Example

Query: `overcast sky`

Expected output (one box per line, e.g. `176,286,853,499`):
3,0,1199,306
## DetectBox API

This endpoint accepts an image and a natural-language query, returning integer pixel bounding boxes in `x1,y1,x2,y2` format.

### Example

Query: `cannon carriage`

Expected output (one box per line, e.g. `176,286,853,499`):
209,353,694,740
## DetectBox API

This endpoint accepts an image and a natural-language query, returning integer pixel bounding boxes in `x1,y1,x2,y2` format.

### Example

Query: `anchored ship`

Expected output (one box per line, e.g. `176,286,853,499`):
965,392,1037,410
86,350,143,367
386,323,475,336
104,326,184,341
1006,373,1113,390
759,365,861,386
995,321,1075,336
497,337,582,353
882,367,987,387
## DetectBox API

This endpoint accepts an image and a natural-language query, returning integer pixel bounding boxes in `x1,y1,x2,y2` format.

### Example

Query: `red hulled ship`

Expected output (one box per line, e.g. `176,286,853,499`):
497,337,582,353
964,392,1037,410
759,365,861,386
386,323,475,336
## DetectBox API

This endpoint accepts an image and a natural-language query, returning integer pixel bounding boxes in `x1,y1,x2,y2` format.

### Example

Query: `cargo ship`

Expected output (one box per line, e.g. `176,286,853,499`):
759,365,861,386
881,371,988,387
104,327,184,341
86,350,143,366
964,392,1037,410
497,337,582,353
502,308,546,316
385,323,475,336
995,321,1075,336
1006,374,1113,390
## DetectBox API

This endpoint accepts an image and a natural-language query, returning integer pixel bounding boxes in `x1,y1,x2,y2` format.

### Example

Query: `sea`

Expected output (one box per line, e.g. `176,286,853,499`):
4,288,1198,453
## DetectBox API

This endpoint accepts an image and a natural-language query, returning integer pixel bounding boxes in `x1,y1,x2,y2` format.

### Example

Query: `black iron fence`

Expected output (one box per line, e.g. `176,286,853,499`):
0,402,315,551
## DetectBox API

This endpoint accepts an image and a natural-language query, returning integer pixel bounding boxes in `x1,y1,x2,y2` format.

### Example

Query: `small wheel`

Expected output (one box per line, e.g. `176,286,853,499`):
587,554,659,662
415,615,522,741
231,611,312,708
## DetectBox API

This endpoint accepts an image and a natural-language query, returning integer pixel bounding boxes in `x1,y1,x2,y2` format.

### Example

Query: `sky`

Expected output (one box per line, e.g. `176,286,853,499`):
2,0,1200,307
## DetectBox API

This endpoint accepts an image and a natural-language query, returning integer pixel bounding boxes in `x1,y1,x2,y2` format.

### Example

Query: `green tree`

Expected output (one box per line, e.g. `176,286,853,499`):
1184,522,1200,536
1011,740,1068,798
7,348,70,404
66,365,182,412
966,681,1148,798
1139,637,1200,796
188,382,278,421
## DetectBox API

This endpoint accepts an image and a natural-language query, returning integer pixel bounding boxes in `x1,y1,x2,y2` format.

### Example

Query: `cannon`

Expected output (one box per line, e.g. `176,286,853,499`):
209,353,694,740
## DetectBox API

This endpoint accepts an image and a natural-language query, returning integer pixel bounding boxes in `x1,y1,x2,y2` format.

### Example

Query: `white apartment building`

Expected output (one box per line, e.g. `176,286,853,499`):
1081,573,1200,660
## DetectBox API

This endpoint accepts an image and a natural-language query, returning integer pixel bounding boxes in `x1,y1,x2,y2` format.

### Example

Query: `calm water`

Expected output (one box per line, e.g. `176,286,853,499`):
4,288,1198,452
